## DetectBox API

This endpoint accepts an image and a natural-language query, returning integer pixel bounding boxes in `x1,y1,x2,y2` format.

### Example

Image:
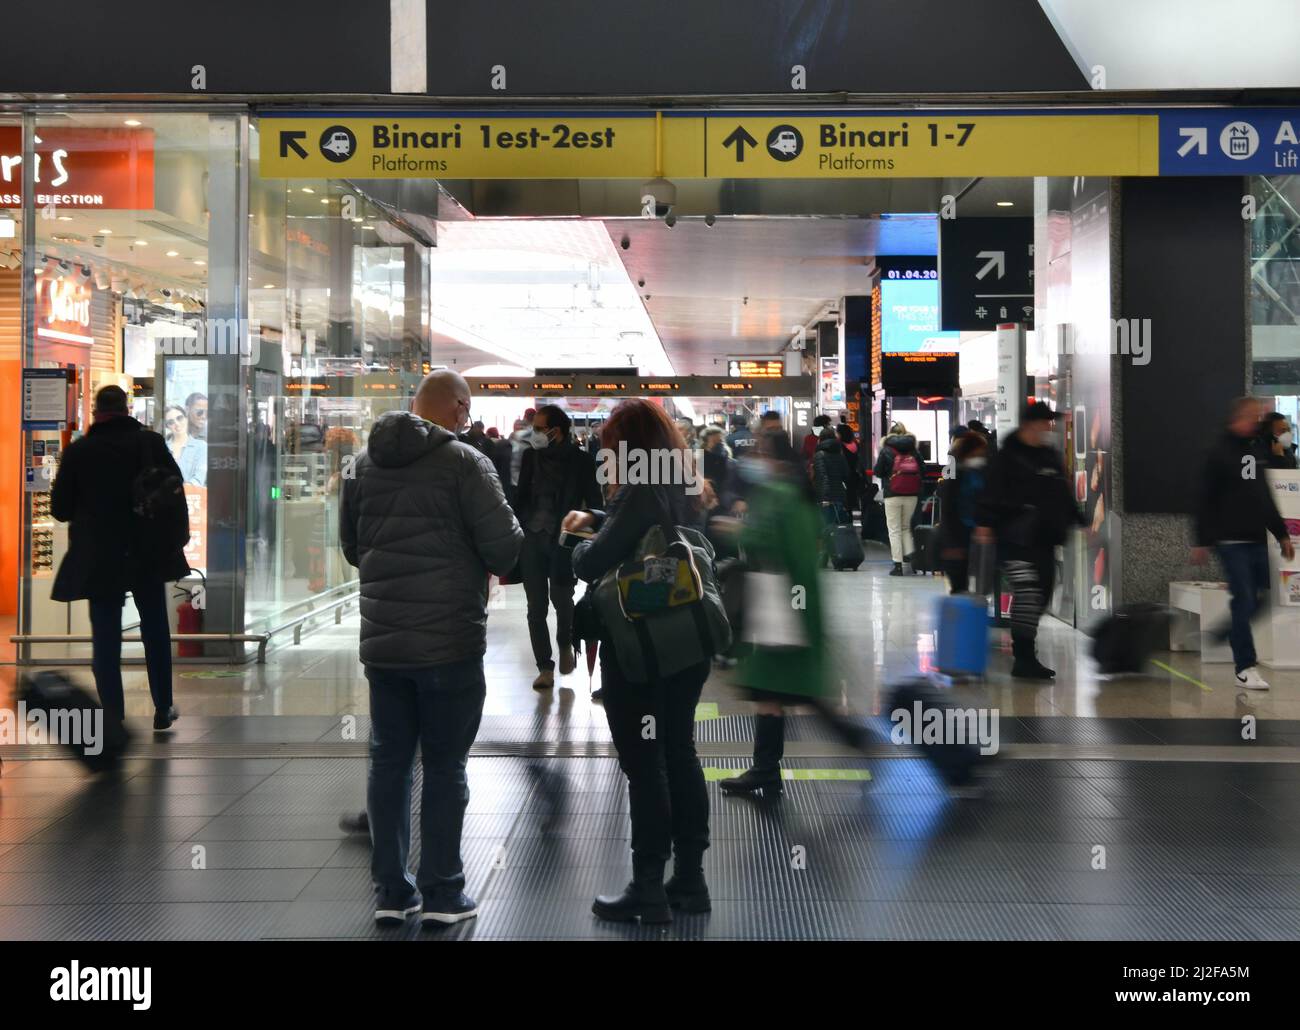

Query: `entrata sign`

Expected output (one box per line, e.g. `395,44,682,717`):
0,127,154,209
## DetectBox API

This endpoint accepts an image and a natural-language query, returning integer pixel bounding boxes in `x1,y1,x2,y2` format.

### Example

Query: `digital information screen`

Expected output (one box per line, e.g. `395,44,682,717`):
879,279,961,353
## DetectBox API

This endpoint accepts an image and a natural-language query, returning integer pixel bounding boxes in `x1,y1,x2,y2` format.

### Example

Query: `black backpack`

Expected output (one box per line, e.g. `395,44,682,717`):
131,432,189,551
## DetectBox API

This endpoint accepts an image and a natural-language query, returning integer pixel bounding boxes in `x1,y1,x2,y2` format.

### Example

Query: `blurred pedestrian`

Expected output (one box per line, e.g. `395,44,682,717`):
974,401,1084,680
874,421,922,575
813,425,850,526
1192,397,1295,689
936,432,989,593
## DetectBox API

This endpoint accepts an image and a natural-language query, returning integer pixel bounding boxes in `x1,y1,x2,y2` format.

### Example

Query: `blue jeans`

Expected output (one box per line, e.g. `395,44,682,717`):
88,582,174,722
366,658,486,899
1216,542,1271,673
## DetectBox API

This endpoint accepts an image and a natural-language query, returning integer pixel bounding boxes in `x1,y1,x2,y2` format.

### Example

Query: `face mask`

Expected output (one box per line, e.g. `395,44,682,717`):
1040,431,1062,449
529,429,551,450
963,456,988,469
1280,431,1294,449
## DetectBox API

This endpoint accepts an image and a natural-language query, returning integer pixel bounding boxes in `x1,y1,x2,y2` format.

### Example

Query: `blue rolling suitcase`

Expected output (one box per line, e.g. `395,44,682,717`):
934,594,989,676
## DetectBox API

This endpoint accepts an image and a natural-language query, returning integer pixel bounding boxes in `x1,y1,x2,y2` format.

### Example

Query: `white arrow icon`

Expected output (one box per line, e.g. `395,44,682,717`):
975,250,1005,280
1177,127,1207,157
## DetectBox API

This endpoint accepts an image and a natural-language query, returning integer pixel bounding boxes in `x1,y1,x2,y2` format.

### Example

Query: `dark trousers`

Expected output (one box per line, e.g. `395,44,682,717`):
601,656,710,865
1216,542,1271,673
520,529,575,670
366,658,486,898
88,582,174,722
1003,549,1056,644
943,557,970,594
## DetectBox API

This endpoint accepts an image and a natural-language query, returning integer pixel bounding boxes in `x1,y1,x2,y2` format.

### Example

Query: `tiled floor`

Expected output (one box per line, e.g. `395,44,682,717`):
2,548,1298,940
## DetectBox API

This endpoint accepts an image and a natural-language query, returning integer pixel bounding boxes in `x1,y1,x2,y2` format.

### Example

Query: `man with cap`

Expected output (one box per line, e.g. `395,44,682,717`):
974,401,1084,679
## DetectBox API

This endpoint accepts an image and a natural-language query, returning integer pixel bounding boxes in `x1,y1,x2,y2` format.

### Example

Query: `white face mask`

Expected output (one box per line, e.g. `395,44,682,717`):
529,428,552,450
1280,431,1294,449
963,456,988,469
1040,431,1062,449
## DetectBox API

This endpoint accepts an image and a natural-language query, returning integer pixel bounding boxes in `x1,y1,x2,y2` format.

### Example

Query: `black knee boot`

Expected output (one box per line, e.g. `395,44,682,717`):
664,847,711,913
1010,633,1055,680
592,856,672,924
720,715,784,795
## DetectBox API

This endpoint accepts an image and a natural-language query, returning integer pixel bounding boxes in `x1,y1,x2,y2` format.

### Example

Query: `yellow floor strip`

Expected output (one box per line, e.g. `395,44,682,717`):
1151,659,1213,693
701,767,872,782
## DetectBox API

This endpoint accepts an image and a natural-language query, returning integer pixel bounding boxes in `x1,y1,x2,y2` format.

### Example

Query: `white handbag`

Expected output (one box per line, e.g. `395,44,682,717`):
741,571,808,648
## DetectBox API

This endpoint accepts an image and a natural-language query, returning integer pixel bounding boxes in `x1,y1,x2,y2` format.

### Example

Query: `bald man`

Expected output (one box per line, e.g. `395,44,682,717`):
340,369,522,927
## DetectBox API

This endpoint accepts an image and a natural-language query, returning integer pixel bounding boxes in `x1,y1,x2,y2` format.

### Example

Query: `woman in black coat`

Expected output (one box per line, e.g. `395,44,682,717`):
51,385,190,727
564,399,712,924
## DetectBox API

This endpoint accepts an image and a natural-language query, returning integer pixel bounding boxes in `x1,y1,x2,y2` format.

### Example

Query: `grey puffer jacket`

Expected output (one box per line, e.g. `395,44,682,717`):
340,411,523,668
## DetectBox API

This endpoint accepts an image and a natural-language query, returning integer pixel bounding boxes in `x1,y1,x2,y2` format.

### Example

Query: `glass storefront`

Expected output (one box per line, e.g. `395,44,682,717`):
4,109,435,661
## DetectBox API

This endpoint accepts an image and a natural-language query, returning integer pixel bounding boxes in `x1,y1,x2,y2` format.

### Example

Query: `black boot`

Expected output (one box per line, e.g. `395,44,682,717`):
889,562,905,577
1010,634,1055,680
593,858,672,924
720,715,784,795
664,848,711,913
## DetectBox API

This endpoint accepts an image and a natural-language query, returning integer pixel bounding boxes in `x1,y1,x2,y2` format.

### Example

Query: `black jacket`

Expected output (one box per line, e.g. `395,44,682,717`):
812,438,849,506
873,433,920,498
572,483,701,583
702,445,736,512
340,412,523,668
976,430,1083,553
50,416,191,601
1195,431,1289,547
514,440,603,531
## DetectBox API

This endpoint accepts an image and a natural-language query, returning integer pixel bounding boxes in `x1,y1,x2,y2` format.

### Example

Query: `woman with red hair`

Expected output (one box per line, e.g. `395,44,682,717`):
564,399,713,923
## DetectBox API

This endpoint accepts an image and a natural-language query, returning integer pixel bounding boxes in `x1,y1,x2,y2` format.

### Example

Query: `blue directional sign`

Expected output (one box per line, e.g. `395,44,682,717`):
1160,109,1300,175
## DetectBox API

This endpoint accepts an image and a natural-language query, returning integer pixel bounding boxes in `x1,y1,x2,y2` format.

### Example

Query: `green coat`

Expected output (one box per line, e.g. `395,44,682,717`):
736,477,828,699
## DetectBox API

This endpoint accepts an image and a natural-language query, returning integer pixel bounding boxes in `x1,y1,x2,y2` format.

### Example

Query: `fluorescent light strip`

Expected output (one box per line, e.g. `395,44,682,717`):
37,327,95,345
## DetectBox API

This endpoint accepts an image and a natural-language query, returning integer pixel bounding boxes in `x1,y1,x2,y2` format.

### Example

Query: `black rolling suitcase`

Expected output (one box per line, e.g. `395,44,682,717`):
1090,603,1171,675
20,671,131,773
885,676,987,789
827,524,864,571
909,491,941,573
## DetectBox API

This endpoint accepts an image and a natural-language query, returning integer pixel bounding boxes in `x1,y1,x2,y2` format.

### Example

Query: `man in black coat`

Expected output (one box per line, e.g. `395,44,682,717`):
50,385,190,729
1192,397,1295,689
514,404,603,689
975,401,1084,680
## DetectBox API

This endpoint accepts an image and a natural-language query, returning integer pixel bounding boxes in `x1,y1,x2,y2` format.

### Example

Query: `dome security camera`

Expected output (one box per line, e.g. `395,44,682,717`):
637,278,645,288
664,213,677,228
705,214,716,227
620,235,630,250
641,177,676,219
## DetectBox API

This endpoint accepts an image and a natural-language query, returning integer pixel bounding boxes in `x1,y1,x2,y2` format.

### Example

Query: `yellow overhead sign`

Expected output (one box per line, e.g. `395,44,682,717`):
259,111,1160,180
259,115,705,179
704,114,1159,177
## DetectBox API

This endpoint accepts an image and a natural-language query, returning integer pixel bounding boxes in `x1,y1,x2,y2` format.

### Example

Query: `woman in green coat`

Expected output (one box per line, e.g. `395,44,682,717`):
720,431,829,796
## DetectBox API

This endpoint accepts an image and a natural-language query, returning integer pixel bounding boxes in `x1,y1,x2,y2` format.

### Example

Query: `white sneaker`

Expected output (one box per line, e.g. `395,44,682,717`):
1234,667,1270,690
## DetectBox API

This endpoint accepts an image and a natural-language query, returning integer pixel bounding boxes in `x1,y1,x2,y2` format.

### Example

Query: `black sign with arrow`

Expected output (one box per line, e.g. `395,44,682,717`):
722,125,758,162
279,130,308,160
939,216,1034,331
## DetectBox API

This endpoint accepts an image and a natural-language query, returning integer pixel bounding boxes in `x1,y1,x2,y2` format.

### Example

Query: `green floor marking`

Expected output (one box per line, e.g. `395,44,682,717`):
1150,659,1213,693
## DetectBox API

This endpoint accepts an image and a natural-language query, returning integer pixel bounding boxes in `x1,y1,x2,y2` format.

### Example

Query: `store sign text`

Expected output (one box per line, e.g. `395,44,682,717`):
0,128,154,209
36,277,93,345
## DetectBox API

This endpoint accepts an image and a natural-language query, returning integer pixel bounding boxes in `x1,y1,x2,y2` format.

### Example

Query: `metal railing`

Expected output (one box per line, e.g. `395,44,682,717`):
10,590,359,664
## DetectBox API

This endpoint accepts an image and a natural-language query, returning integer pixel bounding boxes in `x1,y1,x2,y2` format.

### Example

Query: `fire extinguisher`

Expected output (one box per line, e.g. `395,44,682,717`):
175,574,205,657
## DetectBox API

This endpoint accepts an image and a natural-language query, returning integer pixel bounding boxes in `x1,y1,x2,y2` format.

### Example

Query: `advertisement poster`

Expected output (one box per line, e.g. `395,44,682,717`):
162,359,208,488
182,485,207,572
